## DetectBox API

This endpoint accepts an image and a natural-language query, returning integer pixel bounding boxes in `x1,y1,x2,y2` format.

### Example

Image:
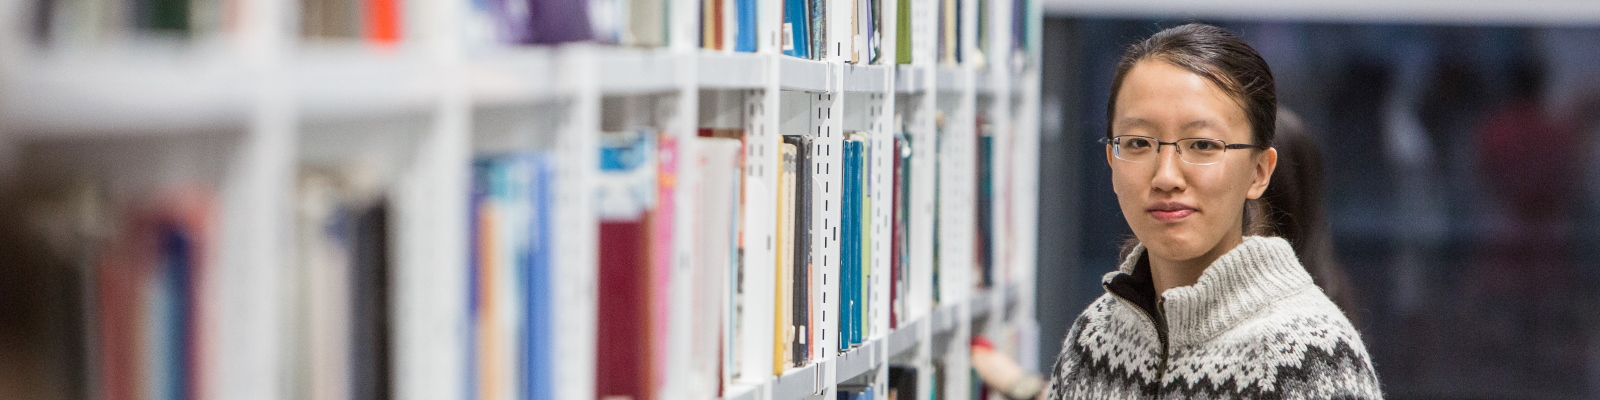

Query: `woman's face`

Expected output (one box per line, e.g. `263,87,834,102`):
1108,60,1277,265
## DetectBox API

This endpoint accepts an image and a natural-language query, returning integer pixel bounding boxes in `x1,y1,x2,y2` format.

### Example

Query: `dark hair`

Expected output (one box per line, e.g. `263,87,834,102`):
1108,23,1277,236
1106,23,1277,147
1262,108,1359,323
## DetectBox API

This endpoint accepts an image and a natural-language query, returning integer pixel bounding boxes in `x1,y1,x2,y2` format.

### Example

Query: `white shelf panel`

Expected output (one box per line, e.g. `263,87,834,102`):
699,52,767,89
931,302,961,337
467,47,562,105
935,66,964,93
596,48,681,95
1003,283,1021,319
974,68,994,96
772,361,821,400
894,65,926,94
0,53,254,136
842,64,888,93
836,340,881,384
887,318,924,357
778,56,830,93
970,289,993,319
721,383,760,400
292,50,445,119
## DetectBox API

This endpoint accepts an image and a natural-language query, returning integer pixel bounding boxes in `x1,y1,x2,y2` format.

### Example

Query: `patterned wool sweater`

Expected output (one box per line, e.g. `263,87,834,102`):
1046,236,1382,399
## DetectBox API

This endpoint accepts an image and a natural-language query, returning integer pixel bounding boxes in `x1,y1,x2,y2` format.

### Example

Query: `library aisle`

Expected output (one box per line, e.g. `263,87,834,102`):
0,0,1040,397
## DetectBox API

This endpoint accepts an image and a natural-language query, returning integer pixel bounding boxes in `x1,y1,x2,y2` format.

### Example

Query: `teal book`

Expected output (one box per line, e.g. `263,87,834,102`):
783,0,811,58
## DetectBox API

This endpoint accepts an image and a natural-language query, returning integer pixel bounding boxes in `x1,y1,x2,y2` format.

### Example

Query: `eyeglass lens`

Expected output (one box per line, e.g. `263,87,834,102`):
1113,137,1230,165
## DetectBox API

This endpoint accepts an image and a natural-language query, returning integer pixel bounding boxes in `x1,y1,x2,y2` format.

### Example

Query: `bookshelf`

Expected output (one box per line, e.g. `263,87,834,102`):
0,0,1038,396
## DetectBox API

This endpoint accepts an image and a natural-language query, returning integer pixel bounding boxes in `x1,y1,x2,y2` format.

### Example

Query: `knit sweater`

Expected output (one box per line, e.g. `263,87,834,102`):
1045,236,1382,399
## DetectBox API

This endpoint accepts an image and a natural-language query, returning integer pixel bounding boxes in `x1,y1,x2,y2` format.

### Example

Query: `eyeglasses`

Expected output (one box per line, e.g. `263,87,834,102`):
1099,135,1266,166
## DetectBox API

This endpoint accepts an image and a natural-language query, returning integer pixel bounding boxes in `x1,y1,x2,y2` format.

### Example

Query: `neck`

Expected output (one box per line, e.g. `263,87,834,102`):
1149,233,1244,295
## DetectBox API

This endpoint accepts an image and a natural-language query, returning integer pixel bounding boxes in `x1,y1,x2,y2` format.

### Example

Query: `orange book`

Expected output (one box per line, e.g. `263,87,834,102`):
365,0,401,43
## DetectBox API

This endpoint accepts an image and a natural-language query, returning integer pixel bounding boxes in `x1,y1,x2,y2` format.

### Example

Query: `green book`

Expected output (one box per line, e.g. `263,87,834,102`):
896,0,911,64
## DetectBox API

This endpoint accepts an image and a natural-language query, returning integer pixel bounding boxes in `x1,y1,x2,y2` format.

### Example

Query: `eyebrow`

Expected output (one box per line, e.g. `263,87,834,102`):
1114,117,1219,133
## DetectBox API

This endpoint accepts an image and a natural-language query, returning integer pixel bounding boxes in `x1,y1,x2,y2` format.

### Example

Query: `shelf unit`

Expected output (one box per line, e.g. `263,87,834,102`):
0,0,1040,396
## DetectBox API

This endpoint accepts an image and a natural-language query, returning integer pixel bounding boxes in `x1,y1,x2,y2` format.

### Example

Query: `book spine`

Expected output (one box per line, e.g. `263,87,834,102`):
782,0,810,58
596,131,658,400
526,155,554,400
364,0,401,43
895,0,910,64
734,0,757,52
786,135,812,365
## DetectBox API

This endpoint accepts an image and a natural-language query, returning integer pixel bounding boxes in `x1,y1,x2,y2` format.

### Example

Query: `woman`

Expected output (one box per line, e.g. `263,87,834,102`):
1045,24,1382,398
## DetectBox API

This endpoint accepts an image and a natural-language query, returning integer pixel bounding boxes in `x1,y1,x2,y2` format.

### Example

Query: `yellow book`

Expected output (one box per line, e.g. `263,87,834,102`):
774,142,798,374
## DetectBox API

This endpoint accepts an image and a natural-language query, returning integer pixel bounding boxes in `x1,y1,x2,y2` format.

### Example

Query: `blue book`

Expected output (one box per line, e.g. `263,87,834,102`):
840,139,861,350
852,138,866,346
468,159,492,400
734,0,757,52
157,225,194,400
523,154,555,400
782,0,810,58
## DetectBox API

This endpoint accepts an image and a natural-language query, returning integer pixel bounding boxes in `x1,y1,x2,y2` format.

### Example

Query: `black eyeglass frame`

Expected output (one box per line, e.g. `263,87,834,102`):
1098,135,1267,164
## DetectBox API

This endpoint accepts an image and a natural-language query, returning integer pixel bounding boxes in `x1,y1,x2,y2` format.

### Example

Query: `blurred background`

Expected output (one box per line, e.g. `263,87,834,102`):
1034,3,1600,398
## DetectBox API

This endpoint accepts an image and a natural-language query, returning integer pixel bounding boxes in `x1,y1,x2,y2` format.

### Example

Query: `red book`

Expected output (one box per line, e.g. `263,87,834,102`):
596,130,660,400
597,219,654,400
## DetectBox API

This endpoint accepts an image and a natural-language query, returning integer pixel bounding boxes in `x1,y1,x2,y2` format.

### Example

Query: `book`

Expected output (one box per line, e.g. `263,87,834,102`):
295,164,393,400
94,188,216,400
938,0,958,64
629,0,667,46
734,0,756,52
857,132,870,342
365,0,401,43
895,0,910,64
889,365,918,400
840,136,866,349
782,0,810,58
868,0,881,63
692,136,742,395
699,129,746,389
301,0,358,38
702,0,722,49
808,0,826,59
468,154,557,400
523,155,555,400
528,0,595,43
890,134,908,329
595,130,658,400
972,121,985,288
783,135,812,366
773,141,796,373
651,135,678,392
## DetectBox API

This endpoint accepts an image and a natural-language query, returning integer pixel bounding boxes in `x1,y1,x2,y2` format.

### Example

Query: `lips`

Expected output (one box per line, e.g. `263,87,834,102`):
1147,201,1197,222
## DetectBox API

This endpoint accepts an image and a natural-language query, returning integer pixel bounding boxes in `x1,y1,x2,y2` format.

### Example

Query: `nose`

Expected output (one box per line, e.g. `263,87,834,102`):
1150,148,1186,193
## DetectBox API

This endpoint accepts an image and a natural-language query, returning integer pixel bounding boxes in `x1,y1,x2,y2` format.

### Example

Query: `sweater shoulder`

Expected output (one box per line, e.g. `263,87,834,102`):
1163,288,1383,398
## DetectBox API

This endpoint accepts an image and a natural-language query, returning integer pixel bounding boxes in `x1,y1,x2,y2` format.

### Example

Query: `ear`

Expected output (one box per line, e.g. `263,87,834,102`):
1105,142,1115,168
1245,147,1277,199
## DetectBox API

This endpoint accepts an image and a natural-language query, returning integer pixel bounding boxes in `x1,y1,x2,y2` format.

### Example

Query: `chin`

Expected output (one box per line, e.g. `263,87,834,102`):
1136,226,1212,262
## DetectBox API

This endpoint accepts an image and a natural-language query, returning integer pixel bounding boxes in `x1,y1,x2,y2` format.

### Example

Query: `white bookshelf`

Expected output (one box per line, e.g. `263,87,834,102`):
0,0,1040,396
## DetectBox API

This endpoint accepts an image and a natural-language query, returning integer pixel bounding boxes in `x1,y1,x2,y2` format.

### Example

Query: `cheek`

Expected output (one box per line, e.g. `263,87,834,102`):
1109,169,1144,205
1193,168,1254,214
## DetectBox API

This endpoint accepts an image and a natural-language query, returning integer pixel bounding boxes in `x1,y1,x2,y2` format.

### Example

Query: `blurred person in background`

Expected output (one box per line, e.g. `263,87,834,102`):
1042,23,1380,398
1260,108,1360,325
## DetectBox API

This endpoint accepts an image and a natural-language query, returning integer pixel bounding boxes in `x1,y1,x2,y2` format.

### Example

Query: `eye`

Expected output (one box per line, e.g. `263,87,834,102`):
1187,139,1221,151
1122,137,1154,149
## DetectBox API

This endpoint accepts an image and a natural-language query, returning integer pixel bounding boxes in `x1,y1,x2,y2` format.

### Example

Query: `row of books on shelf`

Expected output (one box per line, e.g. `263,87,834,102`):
30,0,1029,65
6,119,1010,400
